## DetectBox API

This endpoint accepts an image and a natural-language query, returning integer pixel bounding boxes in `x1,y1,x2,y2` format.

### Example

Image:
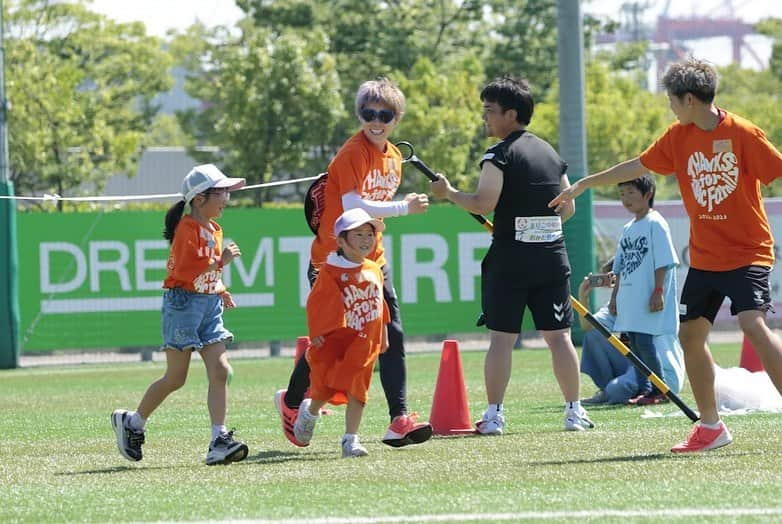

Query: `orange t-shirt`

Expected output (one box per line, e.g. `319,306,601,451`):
310,131,402,269
163,215,226,294
640,110,782,271
305,253,390,404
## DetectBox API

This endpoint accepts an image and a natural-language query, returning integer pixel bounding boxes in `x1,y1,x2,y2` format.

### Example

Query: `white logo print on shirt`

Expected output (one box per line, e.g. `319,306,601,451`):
687,151,738,212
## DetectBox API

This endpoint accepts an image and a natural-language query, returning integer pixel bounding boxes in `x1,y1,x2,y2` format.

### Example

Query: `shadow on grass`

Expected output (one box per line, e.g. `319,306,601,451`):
529,449,762,467
55,465,186,475
243,449,335,465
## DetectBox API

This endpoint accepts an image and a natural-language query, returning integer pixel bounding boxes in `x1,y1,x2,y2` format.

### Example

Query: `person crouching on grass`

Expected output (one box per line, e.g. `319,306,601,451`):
293,208,390,458
111,164,249,466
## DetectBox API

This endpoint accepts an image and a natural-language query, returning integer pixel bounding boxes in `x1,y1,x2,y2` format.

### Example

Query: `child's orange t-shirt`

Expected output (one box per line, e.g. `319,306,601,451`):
305,253,390,404
310,131,402,269
163,215,226,294
639,110,782,271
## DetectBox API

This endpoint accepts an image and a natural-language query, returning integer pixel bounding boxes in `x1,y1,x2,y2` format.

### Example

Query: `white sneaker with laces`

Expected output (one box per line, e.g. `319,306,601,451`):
475,409,505,435
565,408,596,432
293,398,319,445
341,434,369,458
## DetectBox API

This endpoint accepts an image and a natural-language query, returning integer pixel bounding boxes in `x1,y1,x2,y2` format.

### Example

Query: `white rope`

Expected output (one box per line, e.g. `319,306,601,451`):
0,175,320,202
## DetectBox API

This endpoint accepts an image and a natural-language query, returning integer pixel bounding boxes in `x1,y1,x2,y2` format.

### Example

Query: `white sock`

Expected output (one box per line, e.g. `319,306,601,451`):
211,424,227,441
486,403,503,417
565,401,581,413
129,412,146,431
342,433,357,443
701,421,722,430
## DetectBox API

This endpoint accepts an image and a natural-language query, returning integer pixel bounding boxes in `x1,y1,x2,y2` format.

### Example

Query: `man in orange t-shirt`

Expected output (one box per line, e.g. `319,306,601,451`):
274,77,432,449
549,58,782,453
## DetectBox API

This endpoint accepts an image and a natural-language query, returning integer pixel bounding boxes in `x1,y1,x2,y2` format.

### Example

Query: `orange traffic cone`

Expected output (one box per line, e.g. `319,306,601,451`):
739,337,764,372
430,339,475,435
295,336,310,362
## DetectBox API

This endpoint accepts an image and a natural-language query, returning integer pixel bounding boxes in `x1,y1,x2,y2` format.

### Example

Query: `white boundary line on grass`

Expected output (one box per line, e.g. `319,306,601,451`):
209,507,782,523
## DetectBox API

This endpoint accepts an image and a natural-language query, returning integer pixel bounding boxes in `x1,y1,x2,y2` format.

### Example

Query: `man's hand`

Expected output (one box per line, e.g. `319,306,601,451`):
430,173,453,200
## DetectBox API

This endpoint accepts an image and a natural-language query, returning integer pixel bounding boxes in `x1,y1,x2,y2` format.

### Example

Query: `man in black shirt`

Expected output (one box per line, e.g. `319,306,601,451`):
431,76,594,434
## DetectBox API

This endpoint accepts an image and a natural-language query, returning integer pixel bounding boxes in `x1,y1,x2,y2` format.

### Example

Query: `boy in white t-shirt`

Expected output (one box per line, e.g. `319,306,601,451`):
609,174,679,405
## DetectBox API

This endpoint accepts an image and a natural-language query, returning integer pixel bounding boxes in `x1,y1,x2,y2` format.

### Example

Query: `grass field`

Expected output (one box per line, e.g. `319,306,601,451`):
2,342,781,523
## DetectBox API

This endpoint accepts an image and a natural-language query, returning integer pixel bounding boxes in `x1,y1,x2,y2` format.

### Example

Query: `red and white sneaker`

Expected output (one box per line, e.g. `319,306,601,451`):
273,389,307,447
671,421,733,453
382,413,433,448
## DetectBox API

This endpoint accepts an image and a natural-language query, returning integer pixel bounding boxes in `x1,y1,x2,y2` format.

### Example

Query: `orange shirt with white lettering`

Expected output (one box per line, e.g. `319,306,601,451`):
163,215,226,294
310,131,402,269
305,253,390,404
640,110,782,271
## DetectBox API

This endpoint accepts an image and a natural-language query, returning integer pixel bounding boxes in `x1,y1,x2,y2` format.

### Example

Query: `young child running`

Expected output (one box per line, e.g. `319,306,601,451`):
111,164,249,466
293,208,390,458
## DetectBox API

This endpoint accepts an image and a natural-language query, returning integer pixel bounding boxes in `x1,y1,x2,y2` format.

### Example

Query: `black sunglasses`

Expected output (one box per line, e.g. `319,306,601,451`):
359,108,395,124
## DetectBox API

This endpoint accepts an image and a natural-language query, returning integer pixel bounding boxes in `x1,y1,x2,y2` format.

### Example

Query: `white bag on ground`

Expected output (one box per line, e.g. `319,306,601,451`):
715,366,782,413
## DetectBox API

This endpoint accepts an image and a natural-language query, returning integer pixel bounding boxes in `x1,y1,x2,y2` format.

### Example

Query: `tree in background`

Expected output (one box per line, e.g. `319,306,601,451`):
5,0,172,209
170,22,343,204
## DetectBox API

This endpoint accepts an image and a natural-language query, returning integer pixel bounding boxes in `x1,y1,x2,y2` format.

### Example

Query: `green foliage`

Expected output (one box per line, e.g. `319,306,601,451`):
396,56,485,193
534,60,672,200
5,0,172,209
170,23,343,205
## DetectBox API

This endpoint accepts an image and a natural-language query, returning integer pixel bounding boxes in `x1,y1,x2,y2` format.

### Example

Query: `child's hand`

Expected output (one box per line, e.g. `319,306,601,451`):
221,242,241,266
649,290,664,312
404,193,429,214
221,291,236,309
310,336,324,347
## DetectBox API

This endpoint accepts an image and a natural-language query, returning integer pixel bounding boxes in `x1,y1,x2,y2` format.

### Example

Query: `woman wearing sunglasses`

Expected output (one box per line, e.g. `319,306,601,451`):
275,77,434,449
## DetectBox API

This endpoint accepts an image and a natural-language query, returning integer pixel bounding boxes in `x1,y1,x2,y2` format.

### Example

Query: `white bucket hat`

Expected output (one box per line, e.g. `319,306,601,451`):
181,164,246,204
334,208,385,237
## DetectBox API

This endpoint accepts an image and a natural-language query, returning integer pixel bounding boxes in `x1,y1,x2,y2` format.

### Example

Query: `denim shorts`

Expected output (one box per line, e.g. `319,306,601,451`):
161,288,233,351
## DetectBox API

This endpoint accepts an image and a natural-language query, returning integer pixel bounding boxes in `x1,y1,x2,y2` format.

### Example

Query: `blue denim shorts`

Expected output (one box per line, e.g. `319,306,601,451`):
161,288,234,351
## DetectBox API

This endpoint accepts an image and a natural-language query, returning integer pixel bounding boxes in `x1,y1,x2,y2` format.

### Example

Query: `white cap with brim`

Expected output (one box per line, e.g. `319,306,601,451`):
181,164,246,204
334,208,385,237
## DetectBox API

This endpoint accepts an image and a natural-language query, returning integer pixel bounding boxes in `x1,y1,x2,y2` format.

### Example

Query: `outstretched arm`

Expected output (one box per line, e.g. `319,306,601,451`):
548,157,647,210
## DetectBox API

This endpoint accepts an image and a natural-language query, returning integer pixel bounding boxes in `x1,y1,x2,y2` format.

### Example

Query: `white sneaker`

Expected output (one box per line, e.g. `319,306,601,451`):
565,408,595,432
293,398,319,446
341,434,369,458
475,409,505,435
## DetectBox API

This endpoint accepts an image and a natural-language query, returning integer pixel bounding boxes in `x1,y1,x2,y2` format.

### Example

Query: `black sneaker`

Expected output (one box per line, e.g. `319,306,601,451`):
111,409,145,462
206,429,249,466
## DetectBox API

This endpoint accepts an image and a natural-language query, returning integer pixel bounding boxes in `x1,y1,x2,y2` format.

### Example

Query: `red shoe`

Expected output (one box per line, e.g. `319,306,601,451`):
273,389,307,447
627,390,652,405
382,413,433,448
671,422,733,453
636,393,670,406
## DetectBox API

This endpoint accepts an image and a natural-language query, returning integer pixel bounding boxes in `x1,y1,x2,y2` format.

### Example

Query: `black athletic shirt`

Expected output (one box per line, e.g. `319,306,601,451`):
480,130,571,281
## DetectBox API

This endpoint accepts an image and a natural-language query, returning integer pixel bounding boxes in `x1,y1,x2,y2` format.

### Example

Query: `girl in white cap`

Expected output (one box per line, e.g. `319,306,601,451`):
293,208,390,458
111,164,249,465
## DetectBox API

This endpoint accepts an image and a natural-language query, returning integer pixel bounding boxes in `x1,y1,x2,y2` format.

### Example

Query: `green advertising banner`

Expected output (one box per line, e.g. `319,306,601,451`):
18,206,526,352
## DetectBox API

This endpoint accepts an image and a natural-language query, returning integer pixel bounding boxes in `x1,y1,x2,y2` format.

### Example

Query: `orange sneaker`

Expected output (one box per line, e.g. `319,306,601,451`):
273,389,307,447
671,422,733,453
382,413,433,448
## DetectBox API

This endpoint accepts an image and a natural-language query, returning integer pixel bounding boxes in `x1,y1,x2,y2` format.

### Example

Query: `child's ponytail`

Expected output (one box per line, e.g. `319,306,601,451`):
163,200,187,243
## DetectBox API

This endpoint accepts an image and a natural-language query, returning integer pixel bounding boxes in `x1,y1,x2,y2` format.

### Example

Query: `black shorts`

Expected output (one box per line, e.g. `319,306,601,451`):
679,265,773,323
482,272,573,333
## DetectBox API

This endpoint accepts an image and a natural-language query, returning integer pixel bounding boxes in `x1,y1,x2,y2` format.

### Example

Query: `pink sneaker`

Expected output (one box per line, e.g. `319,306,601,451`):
382,413,433,448
273,389,307,447
671,422,733,453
